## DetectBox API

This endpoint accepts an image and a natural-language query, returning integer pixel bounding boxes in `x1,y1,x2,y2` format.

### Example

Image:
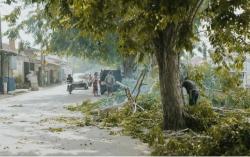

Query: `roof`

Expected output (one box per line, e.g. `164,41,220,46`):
0,49,18,56
0,43,18,56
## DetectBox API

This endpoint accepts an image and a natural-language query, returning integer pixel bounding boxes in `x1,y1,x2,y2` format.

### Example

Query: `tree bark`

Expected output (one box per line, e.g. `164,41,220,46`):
154,25,185,130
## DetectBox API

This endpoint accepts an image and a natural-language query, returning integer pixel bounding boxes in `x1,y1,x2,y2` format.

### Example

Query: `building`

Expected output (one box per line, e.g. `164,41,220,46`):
41,55,65,85
0,39,72,93
0,40,18,93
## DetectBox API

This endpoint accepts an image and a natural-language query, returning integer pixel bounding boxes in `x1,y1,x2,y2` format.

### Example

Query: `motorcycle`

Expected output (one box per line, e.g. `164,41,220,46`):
67,81,73,94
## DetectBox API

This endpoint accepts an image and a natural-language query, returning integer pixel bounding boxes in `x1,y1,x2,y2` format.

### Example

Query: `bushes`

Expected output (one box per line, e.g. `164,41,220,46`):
65,100,101,114
184,99,219,132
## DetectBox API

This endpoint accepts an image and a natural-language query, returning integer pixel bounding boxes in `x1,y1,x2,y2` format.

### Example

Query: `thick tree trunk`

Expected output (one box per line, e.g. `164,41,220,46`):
154,25,185,130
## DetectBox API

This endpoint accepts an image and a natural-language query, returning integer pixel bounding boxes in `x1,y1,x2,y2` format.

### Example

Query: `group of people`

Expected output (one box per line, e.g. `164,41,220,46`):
67,72,199,105
67,71,116,97
89,71,116,97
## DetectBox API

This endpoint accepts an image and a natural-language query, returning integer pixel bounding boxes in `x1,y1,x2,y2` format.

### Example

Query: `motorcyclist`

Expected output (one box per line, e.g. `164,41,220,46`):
66,74,73,92
67,74,73,83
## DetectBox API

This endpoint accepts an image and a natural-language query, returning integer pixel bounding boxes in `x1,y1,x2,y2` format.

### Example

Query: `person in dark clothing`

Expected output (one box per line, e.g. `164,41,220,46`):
92,72,99,96
66,74,73,83
66,74,73,92
182,79,199,105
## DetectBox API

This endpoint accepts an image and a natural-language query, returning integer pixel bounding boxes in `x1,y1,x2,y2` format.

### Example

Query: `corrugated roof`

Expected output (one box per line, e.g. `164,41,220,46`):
0,49,18,56
0,43,18,55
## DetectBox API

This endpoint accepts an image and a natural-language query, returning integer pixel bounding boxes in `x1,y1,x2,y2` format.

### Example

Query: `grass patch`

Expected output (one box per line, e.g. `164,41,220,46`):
48,127,64,132
41,116,85,127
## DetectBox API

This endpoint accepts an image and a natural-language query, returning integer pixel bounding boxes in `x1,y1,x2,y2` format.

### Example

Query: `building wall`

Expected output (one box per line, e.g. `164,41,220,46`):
13,55,24,82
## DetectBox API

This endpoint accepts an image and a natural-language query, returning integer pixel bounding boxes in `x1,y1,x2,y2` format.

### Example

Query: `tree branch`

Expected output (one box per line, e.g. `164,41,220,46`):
189,0,204,25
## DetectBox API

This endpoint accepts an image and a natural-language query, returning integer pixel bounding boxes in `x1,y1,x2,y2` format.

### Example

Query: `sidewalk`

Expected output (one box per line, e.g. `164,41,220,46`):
0,89,29,99
0,84,63,100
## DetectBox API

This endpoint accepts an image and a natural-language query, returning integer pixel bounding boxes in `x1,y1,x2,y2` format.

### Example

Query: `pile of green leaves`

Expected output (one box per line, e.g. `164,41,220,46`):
66,93,250,156
65,100,101,114
152,100,250,156
99,93,162,143
184,99,219,132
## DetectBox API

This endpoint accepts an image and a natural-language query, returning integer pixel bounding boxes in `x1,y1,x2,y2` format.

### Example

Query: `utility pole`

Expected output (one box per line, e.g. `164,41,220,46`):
40,51,46,86
0,12,4,93
0,12,2,48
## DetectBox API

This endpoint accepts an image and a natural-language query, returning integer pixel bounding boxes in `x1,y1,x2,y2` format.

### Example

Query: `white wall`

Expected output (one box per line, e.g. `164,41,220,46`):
13,56,24,81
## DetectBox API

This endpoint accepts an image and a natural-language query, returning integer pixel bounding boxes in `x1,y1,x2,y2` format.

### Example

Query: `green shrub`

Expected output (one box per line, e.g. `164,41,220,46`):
226,89,250,109
184,99,219,132
137,93,161,110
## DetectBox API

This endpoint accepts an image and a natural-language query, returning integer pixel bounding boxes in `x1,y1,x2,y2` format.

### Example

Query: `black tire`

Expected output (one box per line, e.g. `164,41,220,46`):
84,84,88,90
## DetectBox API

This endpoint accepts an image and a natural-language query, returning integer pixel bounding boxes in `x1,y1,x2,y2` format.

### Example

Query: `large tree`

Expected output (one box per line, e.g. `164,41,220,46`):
4,0,250,130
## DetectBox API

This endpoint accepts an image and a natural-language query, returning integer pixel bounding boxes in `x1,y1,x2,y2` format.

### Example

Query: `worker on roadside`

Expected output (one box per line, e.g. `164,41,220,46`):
105,71,115,96
93,72,99,96
182,78,199,105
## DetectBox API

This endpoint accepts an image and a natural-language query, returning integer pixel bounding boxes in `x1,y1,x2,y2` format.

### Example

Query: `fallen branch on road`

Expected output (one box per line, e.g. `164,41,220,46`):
116,81,144,113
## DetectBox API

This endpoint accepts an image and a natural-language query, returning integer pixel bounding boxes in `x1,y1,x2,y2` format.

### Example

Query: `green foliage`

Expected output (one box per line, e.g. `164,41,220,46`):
225,89,250,109
65,93,250,155
48,127,64,133
184,99,219,132
136,93,161,110
215,68,242,92
205,0,250,70
185,63,250,109
152,108,250,156
49,29,122,65
203,114,250,156
152,134,207,156
41,116,85,127
65,100,101,114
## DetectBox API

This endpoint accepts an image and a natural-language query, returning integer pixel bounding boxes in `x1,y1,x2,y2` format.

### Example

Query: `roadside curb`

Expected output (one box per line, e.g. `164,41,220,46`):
0,84,63,100
0,89,29,100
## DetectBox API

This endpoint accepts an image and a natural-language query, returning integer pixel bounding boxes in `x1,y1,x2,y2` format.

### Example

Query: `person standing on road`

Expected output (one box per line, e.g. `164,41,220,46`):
93,72,99,96
105,71,115,96
88,73,93,87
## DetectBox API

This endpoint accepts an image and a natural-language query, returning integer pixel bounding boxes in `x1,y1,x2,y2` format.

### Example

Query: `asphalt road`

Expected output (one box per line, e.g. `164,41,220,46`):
0,84,149,156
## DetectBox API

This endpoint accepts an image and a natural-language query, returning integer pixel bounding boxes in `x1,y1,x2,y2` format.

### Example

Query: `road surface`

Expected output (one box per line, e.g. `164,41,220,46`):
0,85,149,156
